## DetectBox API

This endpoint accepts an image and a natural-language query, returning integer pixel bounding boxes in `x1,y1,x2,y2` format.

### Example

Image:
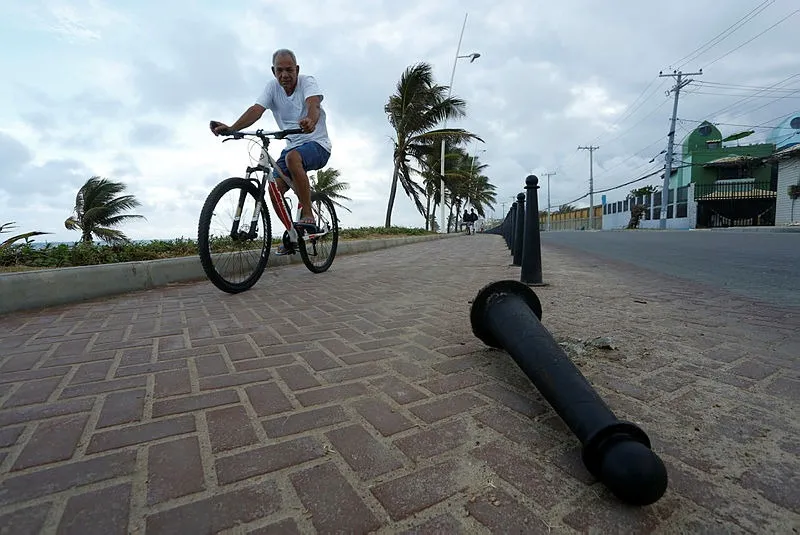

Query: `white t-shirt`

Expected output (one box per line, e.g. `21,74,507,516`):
255,75,331,153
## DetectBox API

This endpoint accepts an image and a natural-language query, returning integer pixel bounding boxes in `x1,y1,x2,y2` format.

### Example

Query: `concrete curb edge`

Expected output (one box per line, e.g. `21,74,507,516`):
0,233,462,315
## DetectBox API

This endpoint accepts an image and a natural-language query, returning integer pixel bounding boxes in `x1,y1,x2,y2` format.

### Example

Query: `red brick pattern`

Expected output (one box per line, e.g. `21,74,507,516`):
0,236,798,533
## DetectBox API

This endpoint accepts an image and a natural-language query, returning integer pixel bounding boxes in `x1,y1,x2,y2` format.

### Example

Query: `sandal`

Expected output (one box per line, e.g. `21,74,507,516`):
295,216,321,234
275,244,292,256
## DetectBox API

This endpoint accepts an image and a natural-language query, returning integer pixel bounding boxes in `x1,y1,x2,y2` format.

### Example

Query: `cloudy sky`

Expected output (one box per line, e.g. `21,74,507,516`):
1,0,798,243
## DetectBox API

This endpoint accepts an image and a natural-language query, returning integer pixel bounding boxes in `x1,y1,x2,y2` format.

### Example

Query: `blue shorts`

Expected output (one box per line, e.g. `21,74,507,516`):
274,141,331,180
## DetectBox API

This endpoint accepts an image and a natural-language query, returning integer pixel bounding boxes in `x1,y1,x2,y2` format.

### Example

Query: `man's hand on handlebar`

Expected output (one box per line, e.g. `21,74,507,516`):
298,117,316,133
210,120,232,136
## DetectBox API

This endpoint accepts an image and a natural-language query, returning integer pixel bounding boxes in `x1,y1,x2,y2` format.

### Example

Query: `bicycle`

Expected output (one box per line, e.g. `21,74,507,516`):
197,122,339,294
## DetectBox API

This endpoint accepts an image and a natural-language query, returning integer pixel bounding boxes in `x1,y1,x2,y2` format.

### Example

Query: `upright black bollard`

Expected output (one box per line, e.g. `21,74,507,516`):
503,208,511,247
521,175,545,285
509,203,517,252
470,280,668,506
513,193,525,266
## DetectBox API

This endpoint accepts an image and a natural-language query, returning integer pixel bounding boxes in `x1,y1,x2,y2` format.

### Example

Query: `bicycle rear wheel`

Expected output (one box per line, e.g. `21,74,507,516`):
198,177,272,293
298,192,338,273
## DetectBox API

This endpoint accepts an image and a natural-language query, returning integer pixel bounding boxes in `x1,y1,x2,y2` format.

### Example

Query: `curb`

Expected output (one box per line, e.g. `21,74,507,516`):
0,233,461,315
690,225,800,233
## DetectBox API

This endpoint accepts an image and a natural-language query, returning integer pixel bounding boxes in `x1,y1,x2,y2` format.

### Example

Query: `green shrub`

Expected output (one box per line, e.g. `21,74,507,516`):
0,227,432,271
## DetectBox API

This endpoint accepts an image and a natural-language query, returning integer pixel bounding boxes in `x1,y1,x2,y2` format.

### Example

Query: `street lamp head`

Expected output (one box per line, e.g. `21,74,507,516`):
459,52,481,62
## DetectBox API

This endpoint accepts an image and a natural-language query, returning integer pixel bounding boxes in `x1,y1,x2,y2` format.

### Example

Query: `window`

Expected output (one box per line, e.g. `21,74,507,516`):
623,199,629,211
617,201,623,213
612,203,617,214
698,124,712,136
676,203,688,217
677,185,689,202
720,166,746,180
653,192,662,206
667,205,673,219
653,207,661,219
791,116,800,129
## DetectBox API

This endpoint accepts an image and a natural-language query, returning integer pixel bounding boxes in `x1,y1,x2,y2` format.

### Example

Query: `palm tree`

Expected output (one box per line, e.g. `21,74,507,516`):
558,204,576,214
0,222,50,251
466,174,497,218
64,176,145,244
310,168,352,213
384,62,482,228
441,148,496,231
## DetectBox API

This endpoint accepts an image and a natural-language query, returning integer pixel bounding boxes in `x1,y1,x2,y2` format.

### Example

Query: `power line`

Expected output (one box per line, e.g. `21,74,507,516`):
697,81,800,93
704,73,800,119
702,8,800,69
589,77,666,145
757,110,800,127
593,135,667,181
727,87,800,120
552,192,589,209
685,90,800,98
597,96,671,148
677,118,796,130
593,166,665,195
671,0,774,70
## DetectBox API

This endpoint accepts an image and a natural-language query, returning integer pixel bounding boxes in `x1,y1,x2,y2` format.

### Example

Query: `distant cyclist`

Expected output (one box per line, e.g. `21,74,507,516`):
210,48,332,254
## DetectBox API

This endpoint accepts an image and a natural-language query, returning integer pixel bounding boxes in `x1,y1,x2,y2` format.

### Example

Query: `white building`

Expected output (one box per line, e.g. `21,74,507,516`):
601,182,696,230
772,144,800,226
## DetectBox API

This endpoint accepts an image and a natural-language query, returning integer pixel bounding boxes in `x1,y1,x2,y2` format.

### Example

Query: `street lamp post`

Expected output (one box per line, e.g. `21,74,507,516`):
439,13,480,233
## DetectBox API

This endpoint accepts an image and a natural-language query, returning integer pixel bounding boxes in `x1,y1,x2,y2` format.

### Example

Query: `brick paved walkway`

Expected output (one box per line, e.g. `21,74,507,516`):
0,235,797,534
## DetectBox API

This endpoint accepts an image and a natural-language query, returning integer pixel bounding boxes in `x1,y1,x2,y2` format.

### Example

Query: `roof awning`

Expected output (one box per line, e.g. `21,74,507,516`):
767,143,800,161
703,155,760,167
695,188,776,201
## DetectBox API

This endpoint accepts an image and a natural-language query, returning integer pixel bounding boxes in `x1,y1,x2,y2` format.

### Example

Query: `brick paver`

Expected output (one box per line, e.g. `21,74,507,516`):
1,235,798,533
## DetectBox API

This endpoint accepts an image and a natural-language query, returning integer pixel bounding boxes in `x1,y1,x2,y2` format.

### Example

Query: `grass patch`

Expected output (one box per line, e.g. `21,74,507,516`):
0,226,435,273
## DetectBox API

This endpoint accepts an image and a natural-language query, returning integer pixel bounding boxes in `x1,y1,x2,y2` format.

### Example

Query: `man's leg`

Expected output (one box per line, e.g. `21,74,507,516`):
285,150,313,221
270,150,293,225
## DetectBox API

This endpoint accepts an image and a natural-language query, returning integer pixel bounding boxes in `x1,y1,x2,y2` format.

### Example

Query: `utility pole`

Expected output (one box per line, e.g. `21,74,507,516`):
542,171,556,232
659,69,702,229
577,146,599,230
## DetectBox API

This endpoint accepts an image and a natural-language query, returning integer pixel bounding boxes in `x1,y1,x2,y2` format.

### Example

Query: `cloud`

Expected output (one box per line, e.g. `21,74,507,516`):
129,122,172,146
129,17,254,113
0,133,32,178
3,0,799,243
9,0,130,42
1,157,90,198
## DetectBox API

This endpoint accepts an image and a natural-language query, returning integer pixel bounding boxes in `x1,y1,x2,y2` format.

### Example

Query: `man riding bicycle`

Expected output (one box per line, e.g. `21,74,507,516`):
210,48,332,255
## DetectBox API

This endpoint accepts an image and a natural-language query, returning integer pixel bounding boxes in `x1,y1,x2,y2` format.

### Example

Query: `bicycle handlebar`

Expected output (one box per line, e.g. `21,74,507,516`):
210,121,304,140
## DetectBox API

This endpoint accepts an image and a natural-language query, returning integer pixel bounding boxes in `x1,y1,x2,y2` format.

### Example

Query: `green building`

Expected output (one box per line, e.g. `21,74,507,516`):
672,121,775,188
671,121,777,227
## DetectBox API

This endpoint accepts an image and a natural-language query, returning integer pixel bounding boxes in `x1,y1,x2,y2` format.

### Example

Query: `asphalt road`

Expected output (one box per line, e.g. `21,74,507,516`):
540,230,800,309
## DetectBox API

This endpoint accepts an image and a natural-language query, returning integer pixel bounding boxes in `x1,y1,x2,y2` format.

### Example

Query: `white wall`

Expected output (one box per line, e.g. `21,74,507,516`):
775,157,800,225
601,184,695,230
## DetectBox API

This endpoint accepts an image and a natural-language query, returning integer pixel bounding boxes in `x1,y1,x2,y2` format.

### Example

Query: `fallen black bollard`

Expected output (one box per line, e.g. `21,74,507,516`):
470,280,668,506
513,193,525,266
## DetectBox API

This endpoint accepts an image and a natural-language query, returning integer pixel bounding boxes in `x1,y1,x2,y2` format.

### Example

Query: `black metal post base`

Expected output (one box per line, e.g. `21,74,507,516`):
470,280,668,506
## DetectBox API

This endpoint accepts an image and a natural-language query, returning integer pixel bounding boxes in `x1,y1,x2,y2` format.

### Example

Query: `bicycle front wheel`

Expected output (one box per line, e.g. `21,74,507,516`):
198,177,272,293
298,191,338,274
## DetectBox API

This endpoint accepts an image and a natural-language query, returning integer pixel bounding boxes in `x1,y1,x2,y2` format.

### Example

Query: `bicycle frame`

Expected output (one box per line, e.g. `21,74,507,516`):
224,128,322,247
251,136,301,245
